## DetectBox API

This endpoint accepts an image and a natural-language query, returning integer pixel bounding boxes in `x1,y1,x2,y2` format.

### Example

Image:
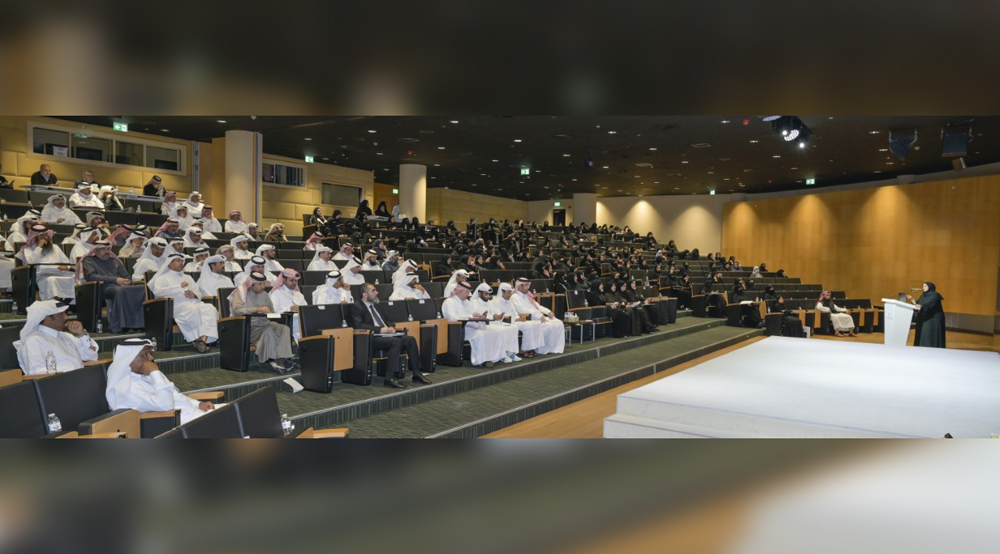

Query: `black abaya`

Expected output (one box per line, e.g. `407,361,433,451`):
913,283,946,348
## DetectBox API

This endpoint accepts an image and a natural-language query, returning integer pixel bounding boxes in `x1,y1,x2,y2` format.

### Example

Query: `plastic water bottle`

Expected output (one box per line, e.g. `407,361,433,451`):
437,311,443,318
583,298,589,307
96,319,103,334
341,318,347,328
375,278,379,284
408,313,413,322
150,337,158,351
45,351,57,374
281,414,293,436
47,413,62,433
11,300,17,313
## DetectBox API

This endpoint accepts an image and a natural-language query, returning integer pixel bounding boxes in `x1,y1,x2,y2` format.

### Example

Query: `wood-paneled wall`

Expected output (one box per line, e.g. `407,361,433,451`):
373,183,398,215
426,188,528,226
722,175,1000,318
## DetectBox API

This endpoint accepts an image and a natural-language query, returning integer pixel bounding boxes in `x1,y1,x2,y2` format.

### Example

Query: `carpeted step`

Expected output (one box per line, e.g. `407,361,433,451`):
274,317,735,433
330,325,761,438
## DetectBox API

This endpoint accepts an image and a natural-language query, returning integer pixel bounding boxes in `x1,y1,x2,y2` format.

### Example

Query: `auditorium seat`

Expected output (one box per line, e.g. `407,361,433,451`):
0,381,48,438
232,385,283,438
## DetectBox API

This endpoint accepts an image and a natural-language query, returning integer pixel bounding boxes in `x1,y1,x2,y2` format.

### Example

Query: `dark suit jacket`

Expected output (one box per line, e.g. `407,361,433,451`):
349,300,387,332
30,172,58,185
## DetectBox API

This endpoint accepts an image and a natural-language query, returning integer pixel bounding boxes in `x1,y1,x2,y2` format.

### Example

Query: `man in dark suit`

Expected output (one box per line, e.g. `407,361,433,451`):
349,282,431,389
30,164,58,185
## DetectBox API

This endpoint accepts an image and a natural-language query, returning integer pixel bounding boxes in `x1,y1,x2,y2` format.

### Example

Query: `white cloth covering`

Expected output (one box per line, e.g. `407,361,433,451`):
149,267,219,343
313,283,353,305
40,197,83,226
511,290,565,354
471,293,520,357
104,339,209,425
197,268,235,298
341,257,366,285
443,269,470,297
15,300,98,375
269,285,307,341
69,190,104,209
19,245,76,300
490,294,546,352
441,296,510,366
389,274,430,301
225,219,248,234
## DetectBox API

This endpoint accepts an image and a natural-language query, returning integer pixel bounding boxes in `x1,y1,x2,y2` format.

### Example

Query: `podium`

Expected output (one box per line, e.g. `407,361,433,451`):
880,299,920,346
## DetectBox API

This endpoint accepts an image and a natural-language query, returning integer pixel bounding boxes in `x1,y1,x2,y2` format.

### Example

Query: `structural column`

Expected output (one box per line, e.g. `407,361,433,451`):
573,193,597,226
224,130,263,224
399,164,427,222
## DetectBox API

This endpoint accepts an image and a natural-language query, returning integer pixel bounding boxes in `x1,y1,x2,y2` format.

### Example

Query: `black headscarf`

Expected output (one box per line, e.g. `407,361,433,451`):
918,282,944,306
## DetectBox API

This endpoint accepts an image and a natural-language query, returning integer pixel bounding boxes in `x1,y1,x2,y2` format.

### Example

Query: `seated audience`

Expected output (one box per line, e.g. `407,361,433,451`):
148,253,220,352
78,240,146,333
15,299,98,375
349,283,429,388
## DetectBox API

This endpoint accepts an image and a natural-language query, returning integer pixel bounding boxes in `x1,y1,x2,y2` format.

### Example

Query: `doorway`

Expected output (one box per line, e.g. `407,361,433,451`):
552,209,566,226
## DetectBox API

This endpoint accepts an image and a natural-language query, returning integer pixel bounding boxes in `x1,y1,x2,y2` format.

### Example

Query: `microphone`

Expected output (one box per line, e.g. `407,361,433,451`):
909,287,922,291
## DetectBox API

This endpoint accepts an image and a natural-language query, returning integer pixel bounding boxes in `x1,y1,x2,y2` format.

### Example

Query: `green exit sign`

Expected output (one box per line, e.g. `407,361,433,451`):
304,156,314,163
113,122,128,132
554,201,561,207
520,168,530,176
806,178,816,185
392,188,399,194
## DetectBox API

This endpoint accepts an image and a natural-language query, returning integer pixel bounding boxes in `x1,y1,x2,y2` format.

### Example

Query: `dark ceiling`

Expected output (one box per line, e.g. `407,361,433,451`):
57,116,999,201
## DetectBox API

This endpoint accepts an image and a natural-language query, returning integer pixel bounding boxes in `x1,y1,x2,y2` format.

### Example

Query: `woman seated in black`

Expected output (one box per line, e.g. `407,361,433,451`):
621,280,657,333
626,280,660,331
730,282,763,328
374,201,391,218
762,285,778,302
604,281,643,336
767,295,806,337
310,207,328,227
433,254,456,278
586,280,630,337
702,279,727,317
690,248,701,260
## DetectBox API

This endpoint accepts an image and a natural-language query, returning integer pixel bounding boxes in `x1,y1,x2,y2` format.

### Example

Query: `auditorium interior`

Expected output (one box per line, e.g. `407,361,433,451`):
1,115,998,439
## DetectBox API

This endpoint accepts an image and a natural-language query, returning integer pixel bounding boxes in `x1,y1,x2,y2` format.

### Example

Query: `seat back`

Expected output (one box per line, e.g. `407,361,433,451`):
422,281,444,299
178,404,244,438
34,365,110,433
232,385,283,438
0,382,47,438
376,300,409,325
406,298,438,320
217,288,235,318
299,304,346,337
374,283,393,300
566,289,587,309
302,271,329,286
0,327,22,371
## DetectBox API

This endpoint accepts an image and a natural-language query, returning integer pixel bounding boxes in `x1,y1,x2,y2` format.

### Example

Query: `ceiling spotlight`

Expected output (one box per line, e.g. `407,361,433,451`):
450,120,459,124
888,130,918,161
368,130,377,133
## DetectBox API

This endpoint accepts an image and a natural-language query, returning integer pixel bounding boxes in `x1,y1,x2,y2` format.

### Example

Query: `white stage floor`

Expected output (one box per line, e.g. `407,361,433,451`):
604,337,1000,438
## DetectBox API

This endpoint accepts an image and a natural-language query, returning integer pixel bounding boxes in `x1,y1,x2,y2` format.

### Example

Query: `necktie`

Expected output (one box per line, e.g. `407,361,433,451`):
369,304,386,327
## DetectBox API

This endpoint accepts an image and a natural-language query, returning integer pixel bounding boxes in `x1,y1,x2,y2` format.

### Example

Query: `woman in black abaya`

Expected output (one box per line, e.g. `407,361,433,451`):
907,282,946,348
588,280,629,338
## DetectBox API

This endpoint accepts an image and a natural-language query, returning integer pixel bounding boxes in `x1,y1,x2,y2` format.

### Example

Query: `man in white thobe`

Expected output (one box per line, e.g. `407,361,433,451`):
148,253,219,353
197,255,236,297
382,250,401,273
391,259,419,288
341,256,366,286
40,194,83,226
132,238,169,281
332,243,354,261
470,283,521,362
512,278,565,355
389,273,431,301
255,244,284,272
440,282,508,367
69,227,101,262
15,299,98,375
231,236,253,261
172,205,194,230
312,270,353,305
361,249,381,271
184,191,205,214
307,245,338,272
234,256,276,288
105,338,216,425
17,225,76,301
68,182,104,209
216,245,243,273
443,269,470,297
184,227,209,249
224,210,248,234
490,282,546,358
199,206,222,234
269,269,308,341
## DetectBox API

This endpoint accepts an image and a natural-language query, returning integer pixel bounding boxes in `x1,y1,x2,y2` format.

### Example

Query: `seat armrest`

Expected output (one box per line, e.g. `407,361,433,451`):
189,391,224,401
143,297,171,305
295,426,349,439
139,410,180,420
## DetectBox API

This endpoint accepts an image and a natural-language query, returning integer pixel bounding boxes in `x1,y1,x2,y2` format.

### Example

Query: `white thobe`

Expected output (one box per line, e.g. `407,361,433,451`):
270,286,307,341
312,285,352,305
7,230,27,247
175,214,195,230
132,258,160,281
342,269,365,286
233,248,253,261
0,256,13,290
185,201,204,214
70,241,95,262
490,296,546,352
184,237,208,248
18,325,98,375
307,259,338,272
441,297,507,366
511,291,565,354
361,261,381,272
160,201,176,215
472,296,520,356
111,371,209,425
198,271,235,298
149,271,219,343
225,220,248,234
68,193,104,209
183,261,207,273
263,259,284,273
40,205,83,225
333,252,352,261
389,285,431,301
815,302,855,332
222,260,242,273
202,218,222,234
234,271,276,288
21,246,76,300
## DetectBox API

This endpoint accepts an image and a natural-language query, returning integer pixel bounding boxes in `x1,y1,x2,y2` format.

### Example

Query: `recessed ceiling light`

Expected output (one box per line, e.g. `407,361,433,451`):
721,120,730,124
160,129,169,132
681,161,689,164
433,163,440,167
649,147,657,151
376,152,383,155
563,154,571,157
514,139,522,143
602,165,609,169
304,137,312,141
869,130,880,134
217,119,227,123
438,146,445,150
879,148,888,152
492,159,498,162
607,131,617,134
368,130,377,133
749,140,758,143
772,155,781,158
450,120,459,124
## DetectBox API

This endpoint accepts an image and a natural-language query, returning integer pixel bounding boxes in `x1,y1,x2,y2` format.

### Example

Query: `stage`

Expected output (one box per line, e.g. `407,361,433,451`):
604,337,1000,438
